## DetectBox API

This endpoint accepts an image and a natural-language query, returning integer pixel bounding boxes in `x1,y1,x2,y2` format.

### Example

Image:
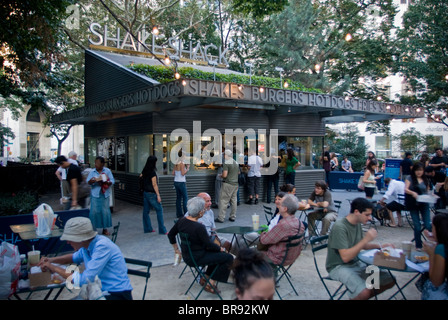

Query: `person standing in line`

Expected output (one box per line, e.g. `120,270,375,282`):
285,148,300,185
216,150,240,223
400,152,413,182
173,151,189,218
265,150,281,204
139,156,167,235
246,150,263,205
87,156,114,236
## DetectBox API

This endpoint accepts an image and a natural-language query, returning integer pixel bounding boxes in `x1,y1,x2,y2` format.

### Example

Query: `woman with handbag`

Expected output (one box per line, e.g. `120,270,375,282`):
362,160,381,199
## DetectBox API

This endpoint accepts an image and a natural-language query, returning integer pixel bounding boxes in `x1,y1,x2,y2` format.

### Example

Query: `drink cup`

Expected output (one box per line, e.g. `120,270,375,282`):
101,174,107,182
401,241,412,259
28,250,41,266
252,214,260,230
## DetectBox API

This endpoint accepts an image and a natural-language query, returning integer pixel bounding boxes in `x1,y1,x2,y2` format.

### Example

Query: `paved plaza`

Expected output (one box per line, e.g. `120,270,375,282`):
33,188,424,300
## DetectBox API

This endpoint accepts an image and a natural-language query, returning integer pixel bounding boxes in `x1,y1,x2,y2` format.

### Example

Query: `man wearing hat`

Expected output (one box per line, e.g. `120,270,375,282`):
39,217,133,300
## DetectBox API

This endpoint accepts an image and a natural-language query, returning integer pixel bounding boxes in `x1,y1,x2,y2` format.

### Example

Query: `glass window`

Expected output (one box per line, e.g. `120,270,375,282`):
375,136,391,159
98,137,116,170
279,136,323,169
128,135,152,174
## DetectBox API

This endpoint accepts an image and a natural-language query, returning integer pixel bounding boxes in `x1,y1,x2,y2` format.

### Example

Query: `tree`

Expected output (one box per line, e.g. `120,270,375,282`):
395,0,448,126
230,0,397,96
326,124,368,171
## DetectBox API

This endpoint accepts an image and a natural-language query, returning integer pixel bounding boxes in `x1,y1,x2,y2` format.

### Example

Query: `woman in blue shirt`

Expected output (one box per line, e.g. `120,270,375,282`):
422,213,448,300
87,156,115,235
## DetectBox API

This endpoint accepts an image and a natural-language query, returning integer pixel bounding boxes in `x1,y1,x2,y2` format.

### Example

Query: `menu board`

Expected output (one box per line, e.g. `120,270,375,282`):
98,137,116,171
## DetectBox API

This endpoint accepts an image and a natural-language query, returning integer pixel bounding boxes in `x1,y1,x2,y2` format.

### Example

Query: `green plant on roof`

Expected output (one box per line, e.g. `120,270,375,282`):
128,64,322,93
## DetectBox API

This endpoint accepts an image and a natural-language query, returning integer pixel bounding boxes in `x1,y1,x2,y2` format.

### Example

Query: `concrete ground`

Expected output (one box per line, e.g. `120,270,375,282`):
22,189,427,300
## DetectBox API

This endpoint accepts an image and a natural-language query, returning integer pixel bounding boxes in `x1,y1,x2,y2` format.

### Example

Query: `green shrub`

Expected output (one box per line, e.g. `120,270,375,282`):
128,64,323,93
0,191,39,216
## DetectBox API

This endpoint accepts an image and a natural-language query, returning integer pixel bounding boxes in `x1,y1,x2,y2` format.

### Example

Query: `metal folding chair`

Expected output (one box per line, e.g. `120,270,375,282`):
111,221,120,243
125,257,152,300
178,232,222,300
271,227,305,300
263,205,274,223
310,235,347,300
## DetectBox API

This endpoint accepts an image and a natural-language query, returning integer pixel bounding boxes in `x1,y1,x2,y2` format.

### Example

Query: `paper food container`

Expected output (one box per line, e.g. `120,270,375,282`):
373,249,406,270
29,268,52,288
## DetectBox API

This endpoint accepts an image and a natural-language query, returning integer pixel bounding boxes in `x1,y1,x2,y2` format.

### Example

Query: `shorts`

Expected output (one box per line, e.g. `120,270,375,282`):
329,260,394,299
386,201,405,212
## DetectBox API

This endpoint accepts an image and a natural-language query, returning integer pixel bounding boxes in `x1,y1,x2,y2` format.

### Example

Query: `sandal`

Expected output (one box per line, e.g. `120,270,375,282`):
386,223,397,228
204,283,220,295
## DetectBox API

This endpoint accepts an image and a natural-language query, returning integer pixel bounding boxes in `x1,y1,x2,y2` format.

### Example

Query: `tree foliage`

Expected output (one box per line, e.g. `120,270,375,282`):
395,0,448,125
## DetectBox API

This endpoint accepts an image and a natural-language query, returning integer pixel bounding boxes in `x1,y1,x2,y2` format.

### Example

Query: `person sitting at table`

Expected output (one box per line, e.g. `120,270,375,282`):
379,177,406,227
229,192,287,255
326,197,395,300
421,213,448,300
184,192,231,251
39,217,133,300
168,196,234,294
232,248,275,300
259,194,305,266
307,180,338,238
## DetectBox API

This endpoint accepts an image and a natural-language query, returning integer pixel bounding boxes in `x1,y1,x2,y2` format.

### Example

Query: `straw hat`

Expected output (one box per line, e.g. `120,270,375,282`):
61,217,98,242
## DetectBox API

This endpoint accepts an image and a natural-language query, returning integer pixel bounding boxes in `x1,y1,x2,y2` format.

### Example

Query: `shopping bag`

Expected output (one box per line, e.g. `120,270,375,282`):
357,176,365,190
33,203,57,237
0,242,21,299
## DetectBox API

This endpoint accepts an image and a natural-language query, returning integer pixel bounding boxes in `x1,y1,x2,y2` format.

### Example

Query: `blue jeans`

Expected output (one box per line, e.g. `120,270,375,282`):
266,175,279,203
410,204,432,249
174,181,188,218
143,192,167,234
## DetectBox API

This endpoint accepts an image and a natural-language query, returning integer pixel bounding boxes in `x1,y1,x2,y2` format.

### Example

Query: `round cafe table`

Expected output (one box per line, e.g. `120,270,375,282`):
358,249,429,300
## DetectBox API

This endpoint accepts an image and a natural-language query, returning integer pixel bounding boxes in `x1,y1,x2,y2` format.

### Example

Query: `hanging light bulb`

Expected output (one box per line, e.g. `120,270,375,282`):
377,96,382,101
345,33,352,41
164,55,171,65
175,72,181,80
182,80,187,86
315,64,321,73
283,81,289,88
259,87,265,93
152,25,159,35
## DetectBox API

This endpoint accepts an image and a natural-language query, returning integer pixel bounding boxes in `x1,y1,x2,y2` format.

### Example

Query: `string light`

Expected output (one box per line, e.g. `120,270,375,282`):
174,72,181,80
260,87,265,93
315,64,321,73
345,33,352,41
152,25,159,35
283,81,289,88
164,55,171,65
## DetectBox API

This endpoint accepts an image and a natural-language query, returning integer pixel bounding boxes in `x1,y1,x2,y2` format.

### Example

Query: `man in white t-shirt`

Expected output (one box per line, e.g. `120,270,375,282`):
379,177,405,227
55,151,79,200
246,150,263,204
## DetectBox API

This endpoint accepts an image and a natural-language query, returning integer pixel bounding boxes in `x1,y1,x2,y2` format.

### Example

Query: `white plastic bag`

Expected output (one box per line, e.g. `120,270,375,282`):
0,242,21,299
33,203,57,237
